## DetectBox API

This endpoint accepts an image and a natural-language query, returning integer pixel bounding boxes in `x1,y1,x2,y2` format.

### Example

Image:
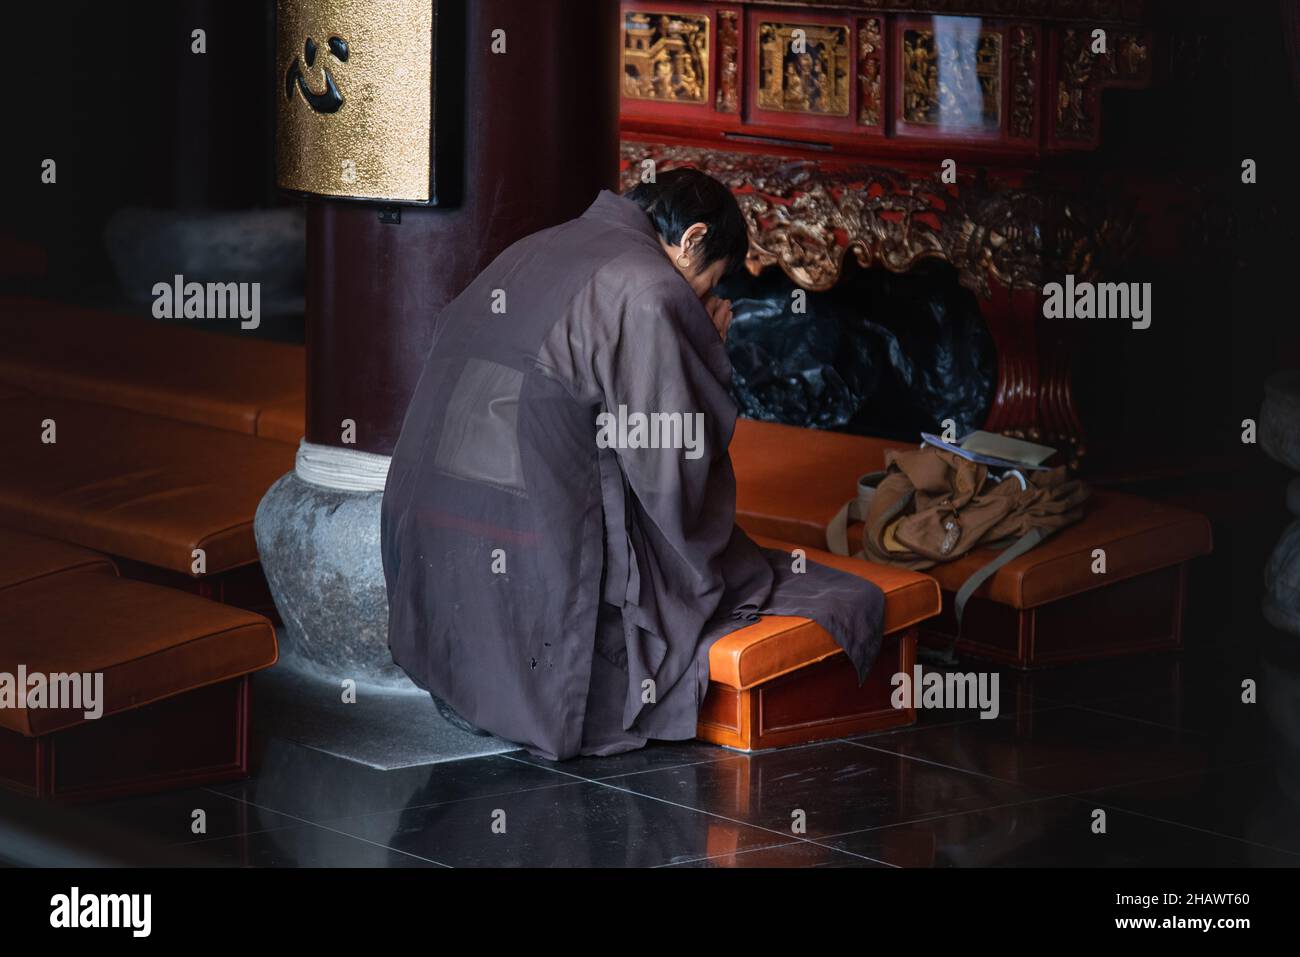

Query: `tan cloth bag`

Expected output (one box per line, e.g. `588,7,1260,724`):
828,446,1089,623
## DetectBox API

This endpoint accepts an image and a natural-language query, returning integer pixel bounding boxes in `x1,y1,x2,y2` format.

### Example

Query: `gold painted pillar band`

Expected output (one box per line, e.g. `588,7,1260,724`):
277,0,435,203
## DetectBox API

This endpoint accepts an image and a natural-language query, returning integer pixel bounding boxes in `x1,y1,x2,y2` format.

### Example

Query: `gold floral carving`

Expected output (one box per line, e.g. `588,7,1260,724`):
716,10,740,112
1055,27,1096,139
618,140,1135,302
856,18,884,126
1009,25,1037,138
621,141,1042,297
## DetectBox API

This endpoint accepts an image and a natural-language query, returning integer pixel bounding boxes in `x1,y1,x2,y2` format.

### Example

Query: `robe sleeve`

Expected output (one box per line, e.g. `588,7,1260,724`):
589,276,742,625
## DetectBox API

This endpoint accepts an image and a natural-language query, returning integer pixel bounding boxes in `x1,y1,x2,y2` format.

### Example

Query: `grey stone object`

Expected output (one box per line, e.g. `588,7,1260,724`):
1261,372,1300,636
255,472,416,690
1261,371,1300,472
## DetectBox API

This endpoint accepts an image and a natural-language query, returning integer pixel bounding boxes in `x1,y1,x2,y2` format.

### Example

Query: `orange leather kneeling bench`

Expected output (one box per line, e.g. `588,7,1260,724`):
0,296,305,442
0,528,278,801
698,535,940,751
0,394,294,582
729,419,1213,668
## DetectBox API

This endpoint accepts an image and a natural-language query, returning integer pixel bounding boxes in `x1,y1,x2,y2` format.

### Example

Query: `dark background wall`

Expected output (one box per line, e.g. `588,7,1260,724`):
4,0,1299,473
3,1,278,299
1065,2,1300,476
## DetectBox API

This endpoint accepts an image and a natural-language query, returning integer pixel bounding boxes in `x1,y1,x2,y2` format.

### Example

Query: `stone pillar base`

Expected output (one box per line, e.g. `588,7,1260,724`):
255,469,413,690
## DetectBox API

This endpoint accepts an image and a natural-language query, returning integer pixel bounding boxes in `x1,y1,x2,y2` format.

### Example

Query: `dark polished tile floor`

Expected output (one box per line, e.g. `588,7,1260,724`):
55,635,1300,868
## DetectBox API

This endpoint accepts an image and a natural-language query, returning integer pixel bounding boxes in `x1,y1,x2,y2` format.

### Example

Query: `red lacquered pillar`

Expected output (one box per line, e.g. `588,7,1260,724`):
257,0,619,690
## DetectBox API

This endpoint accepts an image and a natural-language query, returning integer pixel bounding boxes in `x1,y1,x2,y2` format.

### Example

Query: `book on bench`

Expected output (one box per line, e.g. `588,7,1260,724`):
919,431,1057,471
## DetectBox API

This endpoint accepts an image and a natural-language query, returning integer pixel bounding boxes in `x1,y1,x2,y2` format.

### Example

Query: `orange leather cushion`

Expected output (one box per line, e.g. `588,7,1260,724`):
923,490,1212,608
731,418,1212,610
257,397,306,444
0,568,277,736
0,296,305,436
0,527,116,591
707,534,940,691
731,417,910,549
0,396,294,574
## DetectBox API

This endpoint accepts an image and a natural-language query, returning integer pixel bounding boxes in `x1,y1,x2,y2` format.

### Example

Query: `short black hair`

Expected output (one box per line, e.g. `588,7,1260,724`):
624,167,749,277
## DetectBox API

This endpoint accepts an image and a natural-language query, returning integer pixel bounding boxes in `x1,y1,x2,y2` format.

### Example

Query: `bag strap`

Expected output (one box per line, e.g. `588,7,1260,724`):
951,526,1048,625
826,472,883,558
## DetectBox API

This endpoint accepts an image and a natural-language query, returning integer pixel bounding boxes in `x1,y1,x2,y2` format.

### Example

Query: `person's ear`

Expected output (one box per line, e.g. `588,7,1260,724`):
681,222,709,264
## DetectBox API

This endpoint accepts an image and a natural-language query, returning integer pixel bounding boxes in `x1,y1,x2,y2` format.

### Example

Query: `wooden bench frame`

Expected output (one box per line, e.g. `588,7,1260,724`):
921,564,1188,669
0,677,252,803
698,627,917,751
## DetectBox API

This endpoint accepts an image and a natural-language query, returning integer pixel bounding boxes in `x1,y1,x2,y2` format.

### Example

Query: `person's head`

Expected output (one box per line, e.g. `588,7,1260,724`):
624,168,748,299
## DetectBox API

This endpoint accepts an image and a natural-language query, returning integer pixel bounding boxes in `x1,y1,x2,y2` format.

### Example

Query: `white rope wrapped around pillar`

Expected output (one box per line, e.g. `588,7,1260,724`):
294,439,391,492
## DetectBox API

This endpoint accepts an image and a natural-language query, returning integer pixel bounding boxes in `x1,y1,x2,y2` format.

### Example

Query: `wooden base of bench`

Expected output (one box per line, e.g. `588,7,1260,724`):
0,676,251,803
921,564,1187,669
697,628,916,752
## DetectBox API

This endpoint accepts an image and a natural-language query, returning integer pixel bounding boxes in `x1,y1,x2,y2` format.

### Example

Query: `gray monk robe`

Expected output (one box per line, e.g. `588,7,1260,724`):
380,190,885,760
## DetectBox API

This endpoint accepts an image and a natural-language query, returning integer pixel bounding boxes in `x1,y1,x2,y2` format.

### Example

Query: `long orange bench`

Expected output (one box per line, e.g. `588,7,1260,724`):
256,397,307,445
730,419,1213,668
699,534,940,750
0,528,278,801
0,394,294,593
0,296,304,443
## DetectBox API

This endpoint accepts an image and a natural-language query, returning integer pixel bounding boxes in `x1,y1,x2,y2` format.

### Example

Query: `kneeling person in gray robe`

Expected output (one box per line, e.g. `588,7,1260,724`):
381,169,885,760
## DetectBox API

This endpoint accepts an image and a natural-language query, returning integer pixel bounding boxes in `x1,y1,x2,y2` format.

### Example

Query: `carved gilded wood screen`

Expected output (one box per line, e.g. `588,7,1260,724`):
622,10,711,104
754,20,852,119
617,1,1152,153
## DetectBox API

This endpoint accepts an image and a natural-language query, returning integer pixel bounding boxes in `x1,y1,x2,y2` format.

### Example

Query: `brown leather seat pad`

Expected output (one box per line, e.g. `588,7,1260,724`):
731,418,1212,610
708,534,939,691
731,417,911,547
0,527,117,591
0,568,277,736
0,296,305,436
0,396,294,574
257,397,306,444
920,491,1211,608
